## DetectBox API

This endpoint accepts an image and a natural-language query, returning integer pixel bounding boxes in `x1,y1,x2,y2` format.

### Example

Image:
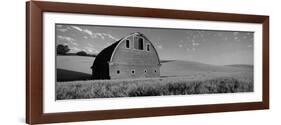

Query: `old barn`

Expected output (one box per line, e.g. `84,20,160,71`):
91,32,161,79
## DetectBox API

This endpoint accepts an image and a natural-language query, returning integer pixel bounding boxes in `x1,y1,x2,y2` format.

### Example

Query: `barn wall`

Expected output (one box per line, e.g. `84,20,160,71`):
109,34,161,79
109,64,160,79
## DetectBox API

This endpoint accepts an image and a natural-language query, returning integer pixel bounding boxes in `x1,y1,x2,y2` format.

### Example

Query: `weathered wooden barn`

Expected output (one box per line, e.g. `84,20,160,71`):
91,32,161,79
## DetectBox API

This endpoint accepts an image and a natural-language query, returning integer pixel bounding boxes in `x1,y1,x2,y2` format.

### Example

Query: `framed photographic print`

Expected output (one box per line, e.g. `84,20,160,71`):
26,1,269,124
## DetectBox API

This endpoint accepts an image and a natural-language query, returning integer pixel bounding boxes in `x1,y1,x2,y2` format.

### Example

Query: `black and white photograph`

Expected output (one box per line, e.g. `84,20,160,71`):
24,1,270,124
55,24,254,100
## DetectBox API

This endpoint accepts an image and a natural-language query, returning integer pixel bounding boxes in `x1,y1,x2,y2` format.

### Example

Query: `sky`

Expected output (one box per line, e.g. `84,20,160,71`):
56,24,254,65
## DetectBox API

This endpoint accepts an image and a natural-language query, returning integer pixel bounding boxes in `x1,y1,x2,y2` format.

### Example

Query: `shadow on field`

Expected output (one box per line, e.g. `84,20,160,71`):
57,68,92,81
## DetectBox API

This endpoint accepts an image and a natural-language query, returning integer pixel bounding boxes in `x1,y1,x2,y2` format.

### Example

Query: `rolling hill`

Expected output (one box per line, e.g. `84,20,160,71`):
56,55,253,81
161,60,252,76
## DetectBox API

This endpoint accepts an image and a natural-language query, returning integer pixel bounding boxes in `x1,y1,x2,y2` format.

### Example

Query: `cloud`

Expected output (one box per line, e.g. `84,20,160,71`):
57,28,68,32
153,37,163,50
83,47,99,54
69,46,99,54
84,29,93,36
178,40,184,44
68,25,120,42
224,37,228,41
108,35,118,41
87,43,94,47
56,25,71,32
58,35,74,42
70,46,81,52
192,42,200,46
105,42,112,46
71,26,93,37
156,45,163,49
88,32,119,41
178,44,183,48
57,35,78,46
234,36,241,42
72,42,78,46
185,47,195,51
96,33,104,40
70,25,118,41
71,26,83,32
102,33,119,41
56,25,63,28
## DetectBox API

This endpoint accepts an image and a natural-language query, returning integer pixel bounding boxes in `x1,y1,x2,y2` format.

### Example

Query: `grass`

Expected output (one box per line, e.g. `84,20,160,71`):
56,76,253,100
56,56,254,100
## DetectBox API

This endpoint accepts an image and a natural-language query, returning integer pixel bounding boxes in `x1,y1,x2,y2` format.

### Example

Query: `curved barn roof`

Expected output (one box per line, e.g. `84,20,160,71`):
92,40,120,66
92,32,161,68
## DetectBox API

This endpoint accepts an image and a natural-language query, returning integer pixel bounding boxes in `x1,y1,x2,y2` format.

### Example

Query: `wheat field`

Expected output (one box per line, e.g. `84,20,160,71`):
56,74,253,100
56,56,253,100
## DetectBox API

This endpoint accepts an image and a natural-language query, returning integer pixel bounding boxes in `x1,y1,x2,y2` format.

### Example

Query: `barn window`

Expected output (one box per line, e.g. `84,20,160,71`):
125,40,130,48
144,69,147,73
134,37,138,50
135,37,144,50
154,70,157,73
117,70,120,74
131,69,135,74
138,38,144,50
146,44,150,51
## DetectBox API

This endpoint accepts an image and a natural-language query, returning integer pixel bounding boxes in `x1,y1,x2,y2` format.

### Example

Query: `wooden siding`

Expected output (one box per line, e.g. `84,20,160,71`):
109,33,160,79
